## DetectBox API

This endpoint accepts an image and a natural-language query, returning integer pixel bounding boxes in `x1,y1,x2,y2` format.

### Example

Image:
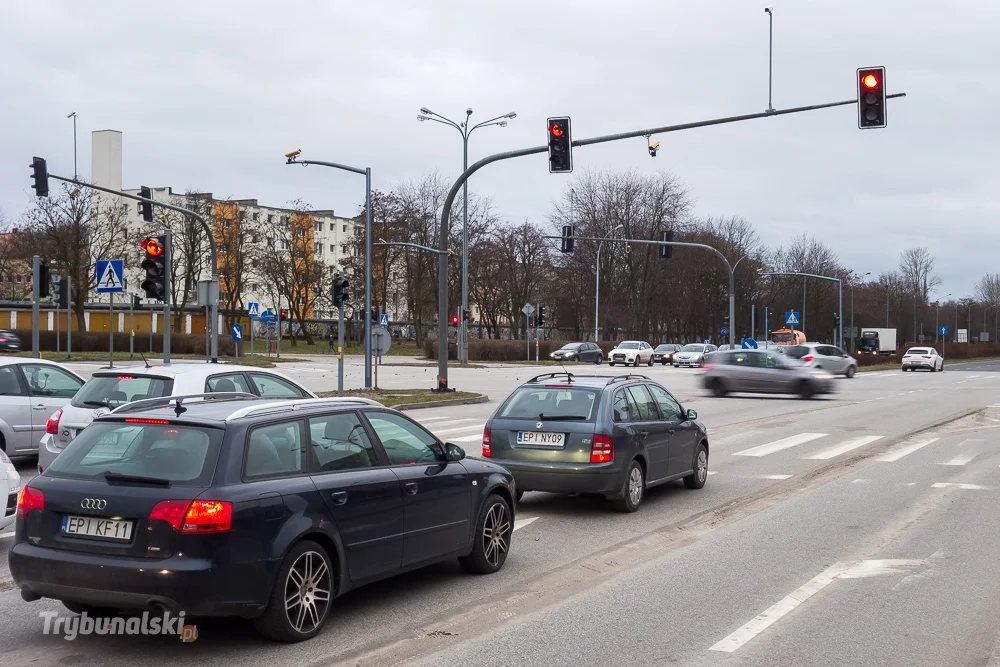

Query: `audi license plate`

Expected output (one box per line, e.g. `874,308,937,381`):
61,515,133,541
517,431,565,447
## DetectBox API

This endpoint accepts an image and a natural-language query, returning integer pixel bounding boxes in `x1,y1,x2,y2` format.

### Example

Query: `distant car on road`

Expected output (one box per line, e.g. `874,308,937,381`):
0,358,85,457
550,342,604,364
608,341,654,367
0,330,21,353
37,363,316,473
901,347,944,372
13,395,516,642
700,349,835,399
482,372,709,512
651,344,682,365
783,343,858,378
673,343,717,367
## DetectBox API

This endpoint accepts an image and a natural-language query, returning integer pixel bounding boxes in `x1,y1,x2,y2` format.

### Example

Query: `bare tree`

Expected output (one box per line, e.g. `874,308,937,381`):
976,273,1000,307
898,247,941,303
15,185,130,329
213,201,261,327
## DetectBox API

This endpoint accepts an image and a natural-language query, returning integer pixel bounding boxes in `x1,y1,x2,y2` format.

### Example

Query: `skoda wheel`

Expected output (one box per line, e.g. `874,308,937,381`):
254,540,334,642
684,443,709,490
611,460,645,513
460,493,513,574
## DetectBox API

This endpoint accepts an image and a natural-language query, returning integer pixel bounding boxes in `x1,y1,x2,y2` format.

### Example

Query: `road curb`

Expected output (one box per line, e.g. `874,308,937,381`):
394,395,489,411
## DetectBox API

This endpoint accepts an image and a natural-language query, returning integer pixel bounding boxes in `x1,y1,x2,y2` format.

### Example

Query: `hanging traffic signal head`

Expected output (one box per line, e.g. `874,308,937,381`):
138,186,154,222
857,66,886,129
560,224,575,253
30,157,48,197
546,117,573,173
140,235,168,301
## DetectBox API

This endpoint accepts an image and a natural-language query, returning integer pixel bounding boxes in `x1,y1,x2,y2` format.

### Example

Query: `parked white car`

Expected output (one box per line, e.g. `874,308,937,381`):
608,341,654,367
0,447,20,532
0,358,85,457
37,363,316,473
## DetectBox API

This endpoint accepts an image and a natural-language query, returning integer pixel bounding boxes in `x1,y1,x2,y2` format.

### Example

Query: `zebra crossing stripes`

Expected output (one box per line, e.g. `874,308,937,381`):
806,436,884,460
733,433,827,457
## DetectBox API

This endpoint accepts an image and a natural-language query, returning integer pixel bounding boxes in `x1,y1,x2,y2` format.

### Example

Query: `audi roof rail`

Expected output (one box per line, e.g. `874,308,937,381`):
224,397,382,422
110,392,258,415
527,371,576,384
606,375,650,385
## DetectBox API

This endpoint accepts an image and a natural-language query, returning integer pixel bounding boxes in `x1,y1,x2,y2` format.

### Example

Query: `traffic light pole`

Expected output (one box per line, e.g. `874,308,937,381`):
338,303,345,397
31,256,40,359
45,173,219,363
163,229,172,364
66,275,72,359
760,271,843,347
432,93,905,391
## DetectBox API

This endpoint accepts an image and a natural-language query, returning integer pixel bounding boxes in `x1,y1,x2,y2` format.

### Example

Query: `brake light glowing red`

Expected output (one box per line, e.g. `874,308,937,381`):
590,434,613,464
544,383,573,388
45,409,63,435
149,499,232,533
116,376,135,380
17,486,44,519
482,428,491,457
124,418,171,425
802,355,815,362
702,364,715,370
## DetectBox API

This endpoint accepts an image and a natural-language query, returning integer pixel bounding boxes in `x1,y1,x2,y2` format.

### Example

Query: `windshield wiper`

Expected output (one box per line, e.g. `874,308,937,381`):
538,414,590,421
102,471,171,486
81,400,112,409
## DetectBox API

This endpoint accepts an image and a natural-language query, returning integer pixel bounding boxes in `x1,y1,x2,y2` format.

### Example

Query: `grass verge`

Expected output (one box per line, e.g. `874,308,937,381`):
317,388,483,407
12,351,304,366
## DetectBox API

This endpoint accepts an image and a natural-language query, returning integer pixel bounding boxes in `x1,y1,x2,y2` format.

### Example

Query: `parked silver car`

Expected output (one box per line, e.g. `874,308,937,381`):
783,343,858,378
673,343,717,367
37,363,316,473
700,349,835,399
0,358,84,457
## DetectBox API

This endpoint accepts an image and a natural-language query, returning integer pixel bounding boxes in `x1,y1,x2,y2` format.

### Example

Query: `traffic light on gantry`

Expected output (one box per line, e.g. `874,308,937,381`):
138,186,154,222
659,230,674,259
140,236,167,301
857,67,886,129
560,225,575,253
30,157,48,197
547,117,573,173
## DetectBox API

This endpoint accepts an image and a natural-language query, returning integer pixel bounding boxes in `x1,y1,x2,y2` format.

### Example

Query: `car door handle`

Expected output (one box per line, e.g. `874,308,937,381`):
640,431,650,437
404,482,418,495
33,404,48,411
330,491,348,505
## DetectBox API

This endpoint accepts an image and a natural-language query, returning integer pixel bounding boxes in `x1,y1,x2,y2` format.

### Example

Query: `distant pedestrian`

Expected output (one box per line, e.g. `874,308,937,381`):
327,330,335,354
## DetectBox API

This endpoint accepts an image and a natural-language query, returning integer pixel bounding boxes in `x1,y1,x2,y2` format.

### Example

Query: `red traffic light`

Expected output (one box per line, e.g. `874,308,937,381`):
141,238,164,257
450,314,460,326
861,73,879,89
549,123,564,137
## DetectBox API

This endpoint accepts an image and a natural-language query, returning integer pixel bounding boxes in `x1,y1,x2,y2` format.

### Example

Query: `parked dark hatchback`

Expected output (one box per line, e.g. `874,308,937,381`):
483,373,709,512
10,395,516,642
651,344,682,365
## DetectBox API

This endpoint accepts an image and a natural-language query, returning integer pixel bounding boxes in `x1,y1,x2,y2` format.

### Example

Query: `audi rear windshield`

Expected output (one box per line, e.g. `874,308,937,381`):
45,421,224,487
499,387,599,421
71,374,174,410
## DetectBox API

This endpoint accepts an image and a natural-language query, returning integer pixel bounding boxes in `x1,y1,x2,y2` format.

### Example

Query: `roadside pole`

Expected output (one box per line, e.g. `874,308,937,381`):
66,275,72,359
163,230,172,364
338,302,345,397
55,276,60,355
276,303,281,359
108,293,114,369
535,303,540,363
129,295,134,360
31,255,40,359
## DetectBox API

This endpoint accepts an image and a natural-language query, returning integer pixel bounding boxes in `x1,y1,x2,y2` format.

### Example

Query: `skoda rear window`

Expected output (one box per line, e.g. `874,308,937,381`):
45,421,223,486
499,387,599,421
72,374,174,410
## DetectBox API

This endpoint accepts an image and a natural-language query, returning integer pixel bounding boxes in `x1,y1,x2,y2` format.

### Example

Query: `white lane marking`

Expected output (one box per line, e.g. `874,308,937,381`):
707,471,718,476
426,418,480,426
513,517,538,532
0,531,14,539
756,474,792,480
875,438,939,462
851,479,871,484
931,482,990,490
709,559,924,653
733,433,827,457
414,416,452,423
806,435,884,460
433,424,485,436
941,452,979,466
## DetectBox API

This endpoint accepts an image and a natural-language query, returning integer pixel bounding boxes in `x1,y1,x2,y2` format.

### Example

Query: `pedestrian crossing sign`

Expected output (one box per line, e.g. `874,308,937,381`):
248,302,260,317
379,313,389,327
95,259,124,293
785,311,800,326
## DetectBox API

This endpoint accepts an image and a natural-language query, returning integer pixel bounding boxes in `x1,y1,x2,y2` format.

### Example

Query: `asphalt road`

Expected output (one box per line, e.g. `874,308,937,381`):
3,358,1000,666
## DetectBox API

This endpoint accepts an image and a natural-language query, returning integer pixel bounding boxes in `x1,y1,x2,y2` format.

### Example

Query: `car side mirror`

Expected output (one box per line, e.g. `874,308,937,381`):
445,443,465,462
686,408,698,420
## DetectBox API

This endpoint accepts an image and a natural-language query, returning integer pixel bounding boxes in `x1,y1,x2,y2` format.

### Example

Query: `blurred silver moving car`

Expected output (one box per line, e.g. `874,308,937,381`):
700,349,835,399
783,342,858,378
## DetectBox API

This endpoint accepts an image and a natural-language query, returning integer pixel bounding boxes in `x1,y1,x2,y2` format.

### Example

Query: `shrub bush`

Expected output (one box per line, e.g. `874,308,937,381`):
12,329,238,356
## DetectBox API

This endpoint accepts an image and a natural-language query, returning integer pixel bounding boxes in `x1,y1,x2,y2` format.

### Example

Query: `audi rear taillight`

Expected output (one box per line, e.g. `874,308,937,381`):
45,409,63,435
590,434,613,464
803,355,815,362
150,499,233,533
482,428,491,457
17,486,44,519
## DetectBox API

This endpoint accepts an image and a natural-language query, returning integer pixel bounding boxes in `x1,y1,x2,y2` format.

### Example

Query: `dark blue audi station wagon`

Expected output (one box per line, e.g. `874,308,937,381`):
10,395,516,642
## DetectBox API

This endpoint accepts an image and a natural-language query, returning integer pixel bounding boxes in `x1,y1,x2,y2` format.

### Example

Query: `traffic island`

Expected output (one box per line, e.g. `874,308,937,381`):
318,388,487,410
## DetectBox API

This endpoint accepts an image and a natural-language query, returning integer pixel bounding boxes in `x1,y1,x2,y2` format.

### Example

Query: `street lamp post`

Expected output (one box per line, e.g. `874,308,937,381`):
67,112,78,179
285,151,374,390
418,107,516,363
594,224,625,341
850,271,871,352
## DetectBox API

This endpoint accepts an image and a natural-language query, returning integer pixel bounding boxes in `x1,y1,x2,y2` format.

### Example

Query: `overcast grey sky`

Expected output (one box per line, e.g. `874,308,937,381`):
2,0,998,297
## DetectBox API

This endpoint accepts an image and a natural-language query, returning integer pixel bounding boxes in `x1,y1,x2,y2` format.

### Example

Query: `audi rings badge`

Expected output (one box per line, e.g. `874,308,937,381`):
80,498,107,510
